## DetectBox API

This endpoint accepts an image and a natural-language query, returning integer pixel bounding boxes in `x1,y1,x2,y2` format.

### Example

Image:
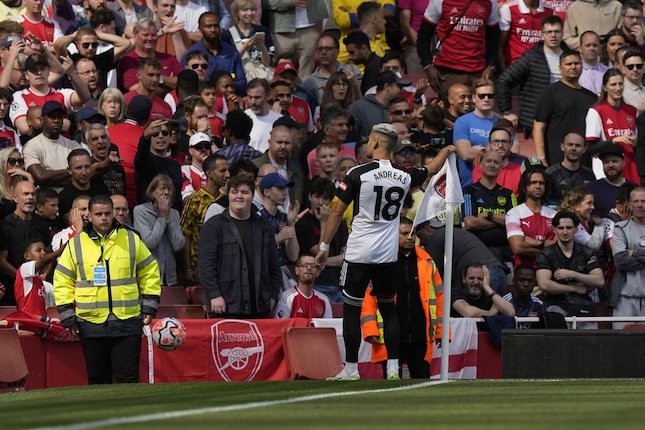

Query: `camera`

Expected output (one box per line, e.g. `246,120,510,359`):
410,128,453,151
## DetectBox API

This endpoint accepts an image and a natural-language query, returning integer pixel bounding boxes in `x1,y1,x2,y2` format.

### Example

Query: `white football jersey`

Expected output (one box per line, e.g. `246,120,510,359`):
337,160,427,264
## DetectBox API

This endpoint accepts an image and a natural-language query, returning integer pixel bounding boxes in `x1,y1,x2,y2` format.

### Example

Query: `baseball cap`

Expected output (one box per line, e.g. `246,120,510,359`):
260,173,294,191
127,95,152,124
376,70,411,87
42,100,65,116
24,55,48,73
393,139,415,153
596,143,625,160
189,132,211,147
273,115,306,129
417,217,445,229
371,123,399,140
76,107,105,124
275,60,298,75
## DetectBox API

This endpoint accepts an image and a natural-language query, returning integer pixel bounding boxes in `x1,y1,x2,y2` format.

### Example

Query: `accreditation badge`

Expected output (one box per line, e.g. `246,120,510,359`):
93,265,107,286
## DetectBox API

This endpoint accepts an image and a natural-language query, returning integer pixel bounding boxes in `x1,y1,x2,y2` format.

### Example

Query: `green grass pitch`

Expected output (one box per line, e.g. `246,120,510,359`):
1,379,644,430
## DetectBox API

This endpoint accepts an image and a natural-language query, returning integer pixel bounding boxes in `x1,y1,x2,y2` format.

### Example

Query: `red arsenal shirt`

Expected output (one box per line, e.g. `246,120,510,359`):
14,261,47,318
499,0,553,67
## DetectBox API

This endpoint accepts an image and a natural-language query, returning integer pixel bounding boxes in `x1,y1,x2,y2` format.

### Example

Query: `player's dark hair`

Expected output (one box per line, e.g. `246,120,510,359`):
22,237,45,256
517,167,547,204
203,154,227,174
309,176,335,200
224,109,254,140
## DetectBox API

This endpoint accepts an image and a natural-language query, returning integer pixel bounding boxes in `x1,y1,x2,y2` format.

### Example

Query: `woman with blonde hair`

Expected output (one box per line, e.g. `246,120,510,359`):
97,88,126,127
133,174,185,285
0,147,34,218
559,187,614,252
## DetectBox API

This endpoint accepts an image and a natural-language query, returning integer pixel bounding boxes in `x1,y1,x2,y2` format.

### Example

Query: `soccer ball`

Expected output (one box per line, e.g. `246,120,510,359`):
151,317,187,351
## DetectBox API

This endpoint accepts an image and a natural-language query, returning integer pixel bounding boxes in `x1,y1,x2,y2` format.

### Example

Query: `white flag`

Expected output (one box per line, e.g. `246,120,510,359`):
412,153,464,229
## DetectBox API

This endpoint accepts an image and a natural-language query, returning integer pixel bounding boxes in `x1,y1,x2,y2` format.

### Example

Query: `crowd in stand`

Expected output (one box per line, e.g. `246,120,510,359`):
1,0,645,359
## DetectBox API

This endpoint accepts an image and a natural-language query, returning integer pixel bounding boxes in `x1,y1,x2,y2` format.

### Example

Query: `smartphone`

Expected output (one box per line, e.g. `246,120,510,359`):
255,32,265,38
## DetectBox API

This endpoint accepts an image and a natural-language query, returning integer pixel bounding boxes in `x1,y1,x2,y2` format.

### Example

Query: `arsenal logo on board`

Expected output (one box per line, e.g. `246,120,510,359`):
211,319,265,382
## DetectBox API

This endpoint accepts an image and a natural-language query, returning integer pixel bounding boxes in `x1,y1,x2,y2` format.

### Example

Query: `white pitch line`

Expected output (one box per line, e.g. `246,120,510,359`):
33,380,452,430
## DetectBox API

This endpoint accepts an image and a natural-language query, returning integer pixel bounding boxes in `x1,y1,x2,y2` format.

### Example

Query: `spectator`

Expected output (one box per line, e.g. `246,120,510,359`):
16,0,60,44
217,109,262,165
53,194,161,384
106,96,151,207
198,174,281,318
35,186,63,239
343,29,381,95
320,71,360,113
443,83,473,127
23,101,84,191
181,12,246,94
124,59,173,120
111,194,132,225
559,187,614,255
270,80,313,132
578,31,608,96
183,51,210,84
315,143,340,184
611,186,645,328
19,107,43,148
601,28,628,67
245,78,282,153
503,264,545,328
472,121,525,195
174,0,207,41
180,132,211,201
545,130,595,205
0,0,26,20
533,51,596,166
303,33,361,104
451,264,516,317
587,145,627,217
617,0,644,51
497,15,568,136
134,119,182,209
0,88,18,149
348,70,409,139
621,50,645,112
51,194,90,252
180,153,229,278
73,60,102,109
226,0,274,82
398,0,428,74
252,123,304,208
453,78,500,187
117,18,183,93
607,181,638,223
361,216,443,378
273,57,319,114
86,123,126,196
275,253,332,318
536,210,604,324
417,0,500,101
98,88,126,127
151,0,190,60
463,149,517,265
14,238,64,318
0,180,50,305
417,219,509,294
586,69,639,184
133,174,185,286
109,0,153,35
499,0,554,70
563,0,622,51
54,27,133,90
10,55,90,135
506,167,557,266
265,0,326,81
0,147,33,218
58,149,109,224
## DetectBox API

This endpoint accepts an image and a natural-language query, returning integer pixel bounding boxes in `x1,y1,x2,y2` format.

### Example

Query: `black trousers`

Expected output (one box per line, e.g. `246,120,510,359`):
400,341,430,379
80,335,142,384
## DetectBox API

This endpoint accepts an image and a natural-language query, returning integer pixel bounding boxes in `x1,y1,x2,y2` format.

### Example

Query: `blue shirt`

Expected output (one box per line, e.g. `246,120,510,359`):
181,41,247,94
453,112,500,187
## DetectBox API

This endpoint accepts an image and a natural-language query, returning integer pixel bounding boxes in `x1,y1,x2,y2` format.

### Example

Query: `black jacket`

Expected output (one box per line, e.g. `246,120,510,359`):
198,210,282,316
497,42,571,130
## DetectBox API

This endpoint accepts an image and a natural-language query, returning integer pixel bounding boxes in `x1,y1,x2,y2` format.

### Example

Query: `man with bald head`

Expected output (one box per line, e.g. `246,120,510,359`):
0,180,51,305
253,124,303,207
445,83,473,127
111,194,132,226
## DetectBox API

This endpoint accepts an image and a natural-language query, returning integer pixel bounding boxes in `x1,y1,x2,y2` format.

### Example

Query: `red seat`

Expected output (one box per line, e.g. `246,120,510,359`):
0,328,29,392
156,305,206,319
186,286,205,305
282,327,343,380
624,323,645,331
0,306,17,318
160,286,188,305
331,303,344,318
46,307,61,320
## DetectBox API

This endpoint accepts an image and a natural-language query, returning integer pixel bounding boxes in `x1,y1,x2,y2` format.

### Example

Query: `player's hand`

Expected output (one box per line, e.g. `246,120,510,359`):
315,248,328,267
612,135,636,147
210,296,226,314
142,314,154,325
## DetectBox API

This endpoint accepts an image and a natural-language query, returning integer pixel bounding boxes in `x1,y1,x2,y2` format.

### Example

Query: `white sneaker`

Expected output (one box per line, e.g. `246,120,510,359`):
327,368,360,381
386,370,400,380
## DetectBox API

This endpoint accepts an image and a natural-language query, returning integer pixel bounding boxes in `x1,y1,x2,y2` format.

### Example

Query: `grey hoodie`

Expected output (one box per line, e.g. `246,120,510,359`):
347,94,388,139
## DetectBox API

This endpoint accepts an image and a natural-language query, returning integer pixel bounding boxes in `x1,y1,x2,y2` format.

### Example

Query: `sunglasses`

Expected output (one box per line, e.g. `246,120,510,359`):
390,109,412,115
476,93,495,100
192,143,211,151
81,42,99,49
7,157,24,165
190,63,209,70
626,63,644,71
157,130,170,136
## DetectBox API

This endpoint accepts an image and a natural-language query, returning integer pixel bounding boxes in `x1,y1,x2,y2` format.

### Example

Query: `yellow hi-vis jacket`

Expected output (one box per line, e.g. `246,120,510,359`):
53,225,161,325
360,246,444,364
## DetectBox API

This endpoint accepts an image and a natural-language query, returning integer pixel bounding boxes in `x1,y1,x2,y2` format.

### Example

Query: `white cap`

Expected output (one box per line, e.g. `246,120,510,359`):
189,132,211,147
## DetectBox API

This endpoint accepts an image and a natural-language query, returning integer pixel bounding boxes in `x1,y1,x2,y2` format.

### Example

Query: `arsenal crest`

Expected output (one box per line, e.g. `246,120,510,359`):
434,174,447,198
211,320,265,382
